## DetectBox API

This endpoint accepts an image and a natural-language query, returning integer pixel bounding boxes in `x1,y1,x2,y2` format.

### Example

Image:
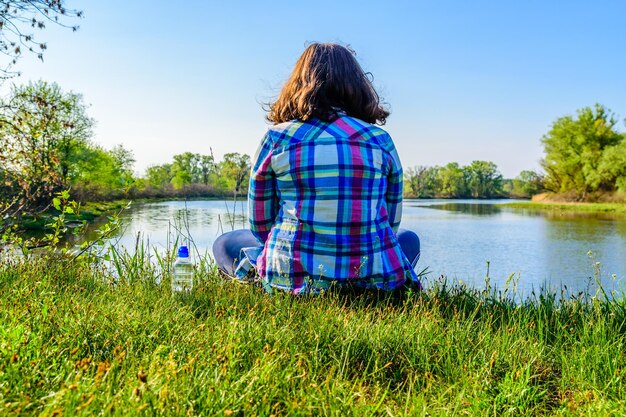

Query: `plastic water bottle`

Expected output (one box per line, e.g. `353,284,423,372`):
172,246,193,292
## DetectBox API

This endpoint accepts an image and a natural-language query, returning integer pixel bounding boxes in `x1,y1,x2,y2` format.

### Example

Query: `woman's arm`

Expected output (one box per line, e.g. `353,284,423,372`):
248,132,279,243
385,142,404,234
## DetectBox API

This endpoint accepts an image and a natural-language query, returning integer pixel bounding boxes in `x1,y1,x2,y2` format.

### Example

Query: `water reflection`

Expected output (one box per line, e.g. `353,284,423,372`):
67,199,626,295
401,200,625,294
65,200,249,253
415,202,503,216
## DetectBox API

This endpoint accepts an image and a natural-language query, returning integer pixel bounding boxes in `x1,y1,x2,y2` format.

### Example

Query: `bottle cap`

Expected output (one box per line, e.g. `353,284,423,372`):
177,246,189,258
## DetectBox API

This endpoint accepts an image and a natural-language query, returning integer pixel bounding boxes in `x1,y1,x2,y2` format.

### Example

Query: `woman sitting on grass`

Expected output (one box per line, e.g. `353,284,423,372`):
213,42,421,294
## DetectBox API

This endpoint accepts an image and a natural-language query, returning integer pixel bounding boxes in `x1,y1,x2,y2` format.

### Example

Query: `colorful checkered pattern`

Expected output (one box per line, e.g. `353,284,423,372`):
243,115,419,294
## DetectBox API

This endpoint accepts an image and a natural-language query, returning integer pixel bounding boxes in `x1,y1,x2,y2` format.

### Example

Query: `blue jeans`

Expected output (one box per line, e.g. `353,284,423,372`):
212,228,420,276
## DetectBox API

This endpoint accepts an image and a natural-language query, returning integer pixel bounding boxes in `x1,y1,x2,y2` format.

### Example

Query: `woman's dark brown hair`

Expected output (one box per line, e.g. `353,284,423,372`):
267,43,390,125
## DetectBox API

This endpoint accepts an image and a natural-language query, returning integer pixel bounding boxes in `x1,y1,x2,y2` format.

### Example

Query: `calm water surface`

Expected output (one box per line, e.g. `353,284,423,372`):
74,199,626,294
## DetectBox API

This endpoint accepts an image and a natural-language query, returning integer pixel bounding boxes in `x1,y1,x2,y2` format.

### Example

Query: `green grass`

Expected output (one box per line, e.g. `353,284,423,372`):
502,201,626,215
1,254,626,416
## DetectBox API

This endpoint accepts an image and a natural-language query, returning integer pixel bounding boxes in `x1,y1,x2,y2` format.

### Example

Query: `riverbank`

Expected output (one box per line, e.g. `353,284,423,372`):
18,200,130,231
2,256,625,416
501,201,626,215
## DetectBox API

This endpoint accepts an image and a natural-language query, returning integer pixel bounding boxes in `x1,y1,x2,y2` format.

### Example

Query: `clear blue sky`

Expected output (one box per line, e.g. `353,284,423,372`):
7,0,626,178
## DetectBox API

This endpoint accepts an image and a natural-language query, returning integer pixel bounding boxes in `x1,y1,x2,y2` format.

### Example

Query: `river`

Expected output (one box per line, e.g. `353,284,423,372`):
68,199,626,295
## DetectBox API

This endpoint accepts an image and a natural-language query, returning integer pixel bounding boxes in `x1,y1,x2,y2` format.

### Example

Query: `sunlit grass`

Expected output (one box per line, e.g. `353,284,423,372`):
1,253,625,416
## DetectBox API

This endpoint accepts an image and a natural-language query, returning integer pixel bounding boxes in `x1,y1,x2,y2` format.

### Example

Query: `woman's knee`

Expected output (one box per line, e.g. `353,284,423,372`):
397,228,420,267
212,229,258,274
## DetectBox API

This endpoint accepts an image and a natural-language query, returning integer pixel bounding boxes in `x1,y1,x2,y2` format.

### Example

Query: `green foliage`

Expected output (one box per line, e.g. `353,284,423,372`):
437,162,468,198
171,152,200,189
541,104,626,198
1,190,85,254
597,140,626,193
168,152,217,189
145,163,173,189
465,160,504,198
0,80,93,221
71,144,135,196
5,81,95,184
0,80,136,213
404,166,440,198
510,170,545,198
404,161,505,199
219,153,251,194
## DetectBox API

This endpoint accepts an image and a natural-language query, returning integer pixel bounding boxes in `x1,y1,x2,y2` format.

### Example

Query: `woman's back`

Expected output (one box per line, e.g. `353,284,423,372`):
212,43,421,294
250,114,417,293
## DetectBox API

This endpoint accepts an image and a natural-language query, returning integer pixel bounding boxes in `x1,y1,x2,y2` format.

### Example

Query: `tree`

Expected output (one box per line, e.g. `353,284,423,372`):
404,166,440,198
69,143,135,198
218,153,251,194
596,140,626,193
464,161,503,198
170,152,200,189
507,170,544,198
110,144,136,190
2,81,93,179
541,104,624,198
0,80,93,218
437,162,468,198
71,145,118,189
198,154,214,186
1,0,82,78
145,164,173,189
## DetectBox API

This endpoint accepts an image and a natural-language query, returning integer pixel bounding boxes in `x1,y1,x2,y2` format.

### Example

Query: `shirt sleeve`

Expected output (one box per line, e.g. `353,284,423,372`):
248,131,279,243
384,140,404,234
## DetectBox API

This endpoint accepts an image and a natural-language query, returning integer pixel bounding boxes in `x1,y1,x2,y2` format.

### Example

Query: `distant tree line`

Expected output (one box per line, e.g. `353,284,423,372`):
2,80,623,230
403,161,544,199
135,152,251,199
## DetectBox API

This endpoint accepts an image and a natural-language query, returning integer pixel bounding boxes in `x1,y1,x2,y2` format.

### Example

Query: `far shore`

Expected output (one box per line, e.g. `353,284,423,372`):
502,201,626,215
15,193,626,233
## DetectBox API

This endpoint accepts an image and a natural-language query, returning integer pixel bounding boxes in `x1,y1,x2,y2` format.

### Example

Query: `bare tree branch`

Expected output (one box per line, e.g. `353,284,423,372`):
0,0,82,79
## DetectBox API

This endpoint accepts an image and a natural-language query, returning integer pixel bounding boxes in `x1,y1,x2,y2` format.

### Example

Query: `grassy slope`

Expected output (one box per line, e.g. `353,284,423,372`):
1,259,626,416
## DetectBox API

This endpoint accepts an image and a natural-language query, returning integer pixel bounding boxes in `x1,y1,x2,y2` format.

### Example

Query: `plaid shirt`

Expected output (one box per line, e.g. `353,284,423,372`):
239,115,419,294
